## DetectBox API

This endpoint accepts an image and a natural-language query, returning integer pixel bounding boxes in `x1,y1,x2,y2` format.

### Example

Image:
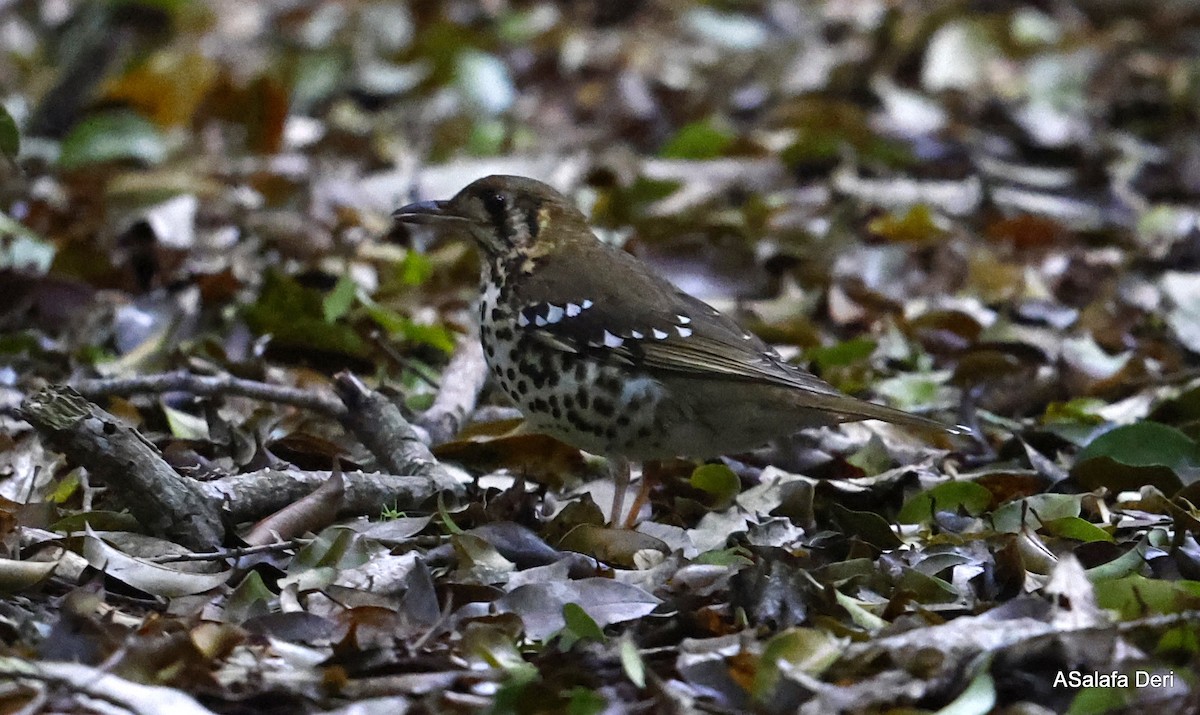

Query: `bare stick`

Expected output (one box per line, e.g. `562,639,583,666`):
416,336,488,445
20,386,224,550
201,467,444,522
148,538,308,564
333,373,462,493
71,370,347,418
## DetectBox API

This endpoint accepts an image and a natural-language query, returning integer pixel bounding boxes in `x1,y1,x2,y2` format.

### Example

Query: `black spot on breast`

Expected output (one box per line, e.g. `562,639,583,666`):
597,374,621,393
576,390,589,410
617,415,630,427
637,427,652,438
574,362,588,381
531,397,548,412
490,307,502,322
516,380,529,394
563,395,574,409
506,367,516,380
495,327,513,341
593,398,614,417
485,344,495,357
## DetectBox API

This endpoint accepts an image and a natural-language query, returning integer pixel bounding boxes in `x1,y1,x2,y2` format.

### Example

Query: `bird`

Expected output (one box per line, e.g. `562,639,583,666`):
394,175,962,522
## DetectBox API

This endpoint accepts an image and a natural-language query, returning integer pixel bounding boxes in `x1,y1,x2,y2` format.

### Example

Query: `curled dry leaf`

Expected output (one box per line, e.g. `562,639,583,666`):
82,528,230,598
243,469,346,546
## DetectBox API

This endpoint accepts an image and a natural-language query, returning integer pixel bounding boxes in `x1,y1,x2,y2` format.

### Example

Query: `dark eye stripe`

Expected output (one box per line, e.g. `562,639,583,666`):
525,208,539,239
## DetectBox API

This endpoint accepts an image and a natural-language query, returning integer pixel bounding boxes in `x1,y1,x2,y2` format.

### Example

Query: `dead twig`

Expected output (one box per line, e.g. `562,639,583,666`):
20,386,224,550
148,538,308,564
200,466,446,523
333,373,462,493
416,336,488,445
70,370,347,418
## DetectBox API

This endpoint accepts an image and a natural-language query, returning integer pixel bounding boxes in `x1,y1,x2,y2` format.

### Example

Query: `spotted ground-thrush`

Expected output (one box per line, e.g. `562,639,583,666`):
395,176,961,517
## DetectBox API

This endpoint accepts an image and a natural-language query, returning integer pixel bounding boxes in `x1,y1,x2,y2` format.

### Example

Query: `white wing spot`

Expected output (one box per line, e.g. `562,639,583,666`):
652,328,669,340
677,314,691,324
545,304,564,324
517,312,530,327
566,303,581,317
582,299,594,309
535,315,547,327
742,332,753,340
603,330,624,348
677,326,692,337
630,330,644,339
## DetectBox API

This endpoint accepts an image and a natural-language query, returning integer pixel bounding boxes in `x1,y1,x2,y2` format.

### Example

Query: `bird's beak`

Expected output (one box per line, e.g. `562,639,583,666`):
392,200,469,225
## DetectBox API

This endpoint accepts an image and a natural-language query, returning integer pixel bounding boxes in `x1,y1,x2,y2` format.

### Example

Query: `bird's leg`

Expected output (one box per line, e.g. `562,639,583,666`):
609,456,630,527
622,459,658,529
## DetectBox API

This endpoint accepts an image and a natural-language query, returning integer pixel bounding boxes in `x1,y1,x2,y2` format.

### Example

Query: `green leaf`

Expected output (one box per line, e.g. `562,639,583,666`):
1072,422,1200,494
360,293,456,353
1084,531,1161,582
0,104,18,160
0,212,56,273
619,634,646,688
1093,574,1200,619
243,271,369,357
694,547,754,568
1040,516,1114,543
559,602,606,649
807,337,876,372
898,481,993,524
398,250,435,286
752,628,843,700
162,403,210,440
845,434,891,476
873,371,954,411
59,110,166,169
991,493,1083,533
438,492,464,535
689,463,740,508
830,503,903,549
659,119,735,160
566,687,606,715
935,656,996,715
322,273,357,323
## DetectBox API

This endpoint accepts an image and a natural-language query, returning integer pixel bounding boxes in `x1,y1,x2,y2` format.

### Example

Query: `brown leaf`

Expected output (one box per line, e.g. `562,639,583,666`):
243,470,345,545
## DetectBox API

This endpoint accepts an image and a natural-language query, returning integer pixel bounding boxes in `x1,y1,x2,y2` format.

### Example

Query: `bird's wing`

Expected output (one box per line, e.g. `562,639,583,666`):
514,250,959,432
516,288,844,398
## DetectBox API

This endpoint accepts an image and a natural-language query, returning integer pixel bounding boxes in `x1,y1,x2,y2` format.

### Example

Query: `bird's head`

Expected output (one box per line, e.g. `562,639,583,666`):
393,175,590,261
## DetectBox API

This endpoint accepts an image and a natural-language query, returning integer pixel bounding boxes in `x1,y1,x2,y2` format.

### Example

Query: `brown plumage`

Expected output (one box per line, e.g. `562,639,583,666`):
395,175,962,463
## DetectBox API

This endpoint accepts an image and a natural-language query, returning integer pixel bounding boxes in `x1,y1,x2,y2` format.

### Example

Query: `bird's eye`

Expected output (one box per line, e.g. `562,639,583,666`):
481,191,507,218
